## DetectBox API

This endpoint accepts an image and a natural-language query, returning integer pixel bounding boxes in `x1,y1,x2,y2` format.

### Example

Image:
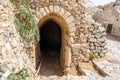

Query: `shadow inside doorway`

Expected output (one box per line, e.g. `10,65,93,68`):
38,20,63,76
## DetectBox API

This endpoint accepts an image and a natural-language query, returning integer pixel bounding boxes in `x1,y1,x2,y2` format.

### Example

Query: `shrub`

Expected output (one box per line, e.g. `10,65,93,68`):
10,0,40,45
15,9,39,45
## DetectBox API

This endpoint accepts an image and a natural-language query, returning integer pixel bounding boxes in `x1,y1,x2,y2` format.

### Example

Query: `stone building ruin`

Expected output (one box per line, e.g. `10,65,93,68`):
87,0,120,37
32,0,106,75
0,0,106,77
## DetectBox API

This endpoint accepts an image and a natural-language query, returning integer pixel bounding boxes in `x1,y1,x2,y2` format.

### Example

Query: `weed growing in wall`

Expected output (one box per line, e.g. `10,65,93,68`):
10,0,40,45
90,54,97,60
7,68,29,80
15,9,39,45
10,0,30,10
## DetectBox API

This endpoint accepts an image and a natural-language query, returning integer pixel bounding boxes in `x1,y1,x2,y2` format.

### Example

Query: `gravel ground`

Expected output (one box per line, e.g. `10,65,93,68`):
33,34,120,80
106,33,120,61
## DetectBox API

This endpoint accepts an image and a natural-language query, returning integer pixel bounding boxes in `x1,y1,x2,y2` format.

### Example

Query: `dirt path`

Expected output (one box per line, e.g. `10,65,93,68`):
38,51,63,77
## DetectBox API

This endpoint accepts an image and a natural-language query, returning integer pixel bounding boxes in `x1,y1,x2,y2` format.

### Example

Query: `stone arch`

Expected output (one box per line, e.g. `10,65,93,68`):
35,6,75,73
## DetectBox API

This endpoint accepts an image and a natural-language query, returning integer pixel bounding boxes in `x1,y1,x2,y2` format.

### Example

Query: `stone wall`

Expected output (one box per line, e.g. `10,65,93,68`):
0,0,106,78
31,0,106,74
0,1,35,79
111,0,120,36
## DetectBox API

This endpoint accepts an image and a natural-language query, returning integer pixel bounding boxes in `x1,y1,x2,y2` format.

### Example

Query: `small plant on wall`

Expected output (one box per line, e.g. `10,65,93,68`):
15,9,39,45
7,68,29,80
10,0,40,45
10,0,30,10
90,53,97,60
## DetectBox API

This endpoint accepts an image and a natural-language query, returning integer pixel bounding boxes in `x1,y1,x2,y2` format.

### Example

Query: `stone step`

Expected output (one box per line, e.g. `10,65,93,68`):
93,59,120,80
81,69,104,80
78,62,105,80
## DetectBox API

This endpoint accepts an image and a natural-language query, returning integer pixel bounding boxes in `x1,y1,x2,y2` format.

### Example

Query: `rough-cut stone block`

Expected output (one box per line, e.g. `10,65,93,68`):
99,27,105,33
70,37,74,44
69,27,76,33
59,8,65,16
49,5,54,12
66,16,74,24
44,7,50,14
71,44,81,49
0,14,8,22
63,12,71,19
39,8,47,16
36,11,43,19
64,46,71,67
69,33,75,37
54,6,61,13
64,34,70,43
68,23,75,28
65,67,78,75
72,48,79,56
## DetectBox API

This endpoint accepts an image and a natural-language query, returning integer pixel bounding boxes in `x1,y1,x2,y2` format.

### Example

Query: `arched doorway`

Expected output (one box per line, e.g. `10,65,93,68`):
40,20,61,53
35,13,72,76
38,20,63,76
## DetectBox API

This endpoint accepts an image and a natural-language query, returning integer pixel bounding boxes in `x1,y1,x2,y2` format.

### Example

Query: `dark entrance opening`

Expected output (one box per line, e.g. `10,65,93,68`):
106,24,113,33
39,20,63,76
